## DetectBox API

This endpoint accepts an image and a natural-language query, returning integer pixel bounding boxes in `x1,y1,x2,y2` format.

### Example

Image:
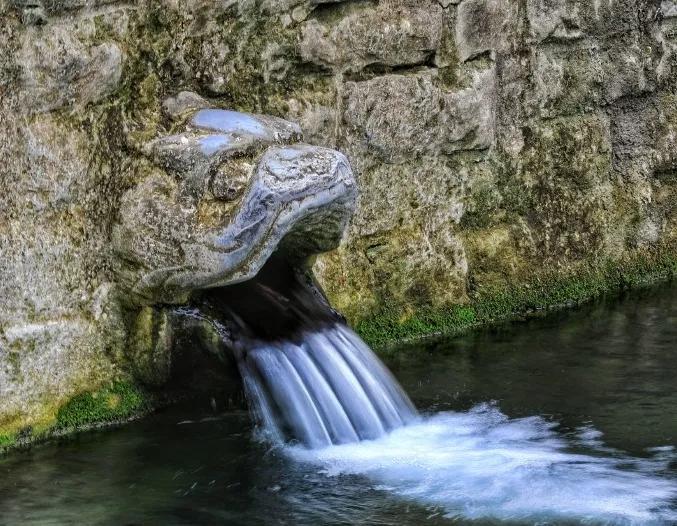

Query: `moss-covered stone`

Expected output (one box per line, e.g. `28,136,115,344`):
0,433,16,450
2,0,677,449
0,380,154,455
127,307,173,386
55,381,152,431
357,248,677,349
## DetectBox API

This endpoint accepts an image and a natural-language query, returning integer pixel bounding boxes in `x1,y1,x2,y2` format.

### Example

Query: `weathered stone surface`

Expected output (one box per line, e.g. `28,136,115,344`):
11,0,121,15
113,108,357,305
531,32,654,117
299,2,444,73
657,2,677,82
17,22,122,112
0,99,127,434
343,68,495,163
1,0,676,439
526,0,649,43
317,155,473,314
456,0,515,61
162,91,210,120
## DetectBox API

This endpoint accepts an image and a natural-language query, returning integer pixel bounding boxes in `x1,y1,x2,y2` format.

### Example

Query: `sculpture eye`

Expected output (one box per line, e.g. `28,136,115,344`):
210,159,254,202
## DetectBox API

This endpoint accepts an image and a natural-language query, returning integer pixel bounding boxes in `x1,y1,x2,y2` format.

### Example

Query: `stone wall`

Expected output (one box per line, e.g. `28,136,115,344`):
1,0,676,438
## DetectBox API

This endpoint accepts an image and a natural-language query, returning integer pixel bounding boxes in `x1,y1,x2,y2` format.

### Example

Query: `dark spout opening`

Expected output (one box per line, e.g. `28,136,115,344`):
143,252,343,409
193,252,344,345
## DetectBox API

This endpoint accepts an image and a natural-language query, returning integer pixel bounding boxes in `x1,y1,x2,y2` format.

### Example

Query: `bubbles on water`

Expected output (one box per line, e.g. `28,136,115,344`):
238,321,676,524
287,403,677,525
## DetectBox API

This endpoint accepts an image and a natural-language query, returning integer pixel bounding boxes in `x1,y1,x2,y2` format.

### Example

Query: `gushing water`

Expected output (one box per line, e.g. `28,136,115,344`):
238,324,417,448
289,404,677,525
237,323,677,524
201,256,676,524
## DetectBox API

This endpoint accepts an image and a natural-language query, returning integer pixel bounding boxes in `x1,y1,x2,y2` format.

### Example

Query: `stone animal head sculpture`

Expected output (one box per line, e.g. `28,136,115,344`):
106,94,357,387
112,93,357,307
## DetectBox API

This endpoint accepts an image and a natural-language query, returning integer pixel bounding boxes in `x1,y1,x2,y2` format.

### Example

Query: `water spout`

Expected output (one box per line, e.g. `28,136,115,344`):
240,324,417,448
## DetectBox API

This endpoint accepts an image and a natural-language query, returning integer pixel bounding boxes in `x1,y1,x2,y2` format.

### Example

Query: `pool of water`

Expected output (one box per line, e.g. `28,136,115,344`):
1,286,676,525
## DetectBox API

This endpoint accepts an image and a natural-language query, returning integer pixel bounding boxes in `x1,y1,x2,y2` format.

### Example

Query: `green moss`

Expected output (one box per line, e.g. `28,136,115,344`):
0,433,16,449
55,381,152,431
460,180,502,229
357,249,677,349
0,381,157,454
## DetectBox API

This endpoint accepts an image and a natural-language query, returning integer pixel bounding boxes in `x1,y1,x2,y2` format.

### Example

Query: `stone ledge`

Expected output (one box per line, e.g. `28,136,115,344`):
356,246,677,349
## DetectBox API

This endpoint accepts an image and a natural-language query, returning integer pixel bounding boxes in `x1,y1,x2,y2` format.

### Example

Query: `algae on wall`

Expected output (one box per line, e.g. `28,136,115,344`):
1,0,676,442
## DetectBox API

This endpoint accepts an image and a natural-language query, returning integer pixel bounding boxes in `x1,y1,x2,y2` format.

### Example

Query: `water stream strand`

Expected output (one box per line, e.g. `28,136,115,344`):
239,323,677,525
239,324,418,448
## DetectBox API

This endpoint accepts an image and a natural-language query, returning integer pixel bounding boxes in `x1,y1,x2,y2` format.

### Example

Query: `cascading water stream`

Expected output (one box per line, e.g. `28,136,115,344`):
195,256,677,524
238,324,417,448
231,317,677,524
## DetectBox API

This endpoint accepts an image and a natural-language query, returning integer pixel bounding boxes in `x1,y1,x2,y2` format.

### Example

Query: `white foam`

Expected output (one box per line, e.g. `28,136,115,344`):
287,403,677,525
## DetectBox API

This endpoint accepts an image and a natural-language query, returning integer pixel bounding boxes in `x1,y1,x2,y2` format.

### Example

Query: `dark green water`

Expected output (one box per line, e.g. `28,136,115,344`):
0,286,675,525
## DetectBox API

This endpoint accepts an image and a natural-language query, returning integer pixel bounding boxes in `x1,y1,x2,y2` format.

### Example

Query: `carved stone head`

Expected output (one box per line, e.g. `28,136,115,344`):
112,95,357,306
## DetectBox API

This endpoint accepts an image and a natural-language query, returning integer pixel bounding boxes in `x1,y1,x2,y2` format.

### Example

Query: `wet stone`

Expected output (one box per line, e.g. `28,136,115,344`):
191,109,302,143
113,107,356,304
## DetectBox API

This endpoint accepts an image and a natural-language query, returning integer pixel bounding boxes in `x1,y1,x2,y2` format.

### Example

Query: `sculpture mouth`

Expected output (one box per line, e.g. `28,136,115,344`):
155,145,356,295
112,101,357,395
134,252,341,398
112,102,357,306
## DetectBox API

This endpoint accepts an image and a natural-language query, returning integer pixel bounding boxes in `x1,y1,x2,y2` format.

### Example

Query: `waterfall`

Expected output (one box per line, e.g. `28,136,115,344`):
189,258,677,523
235,321,677,523
238,324,418,448
188,259,677,523
194,253,418,449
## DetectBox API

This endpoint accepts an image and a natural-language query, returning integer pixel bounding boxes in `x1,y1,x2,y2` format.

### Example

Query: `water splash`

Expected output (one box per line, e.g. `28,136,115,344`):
238,323,676,524
288,404,677,525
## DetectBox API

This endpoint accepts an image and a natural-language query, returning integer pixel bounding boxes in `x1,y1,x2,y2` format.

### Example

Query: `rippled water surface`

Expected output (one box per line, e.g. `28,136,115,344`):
1,286,676,525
